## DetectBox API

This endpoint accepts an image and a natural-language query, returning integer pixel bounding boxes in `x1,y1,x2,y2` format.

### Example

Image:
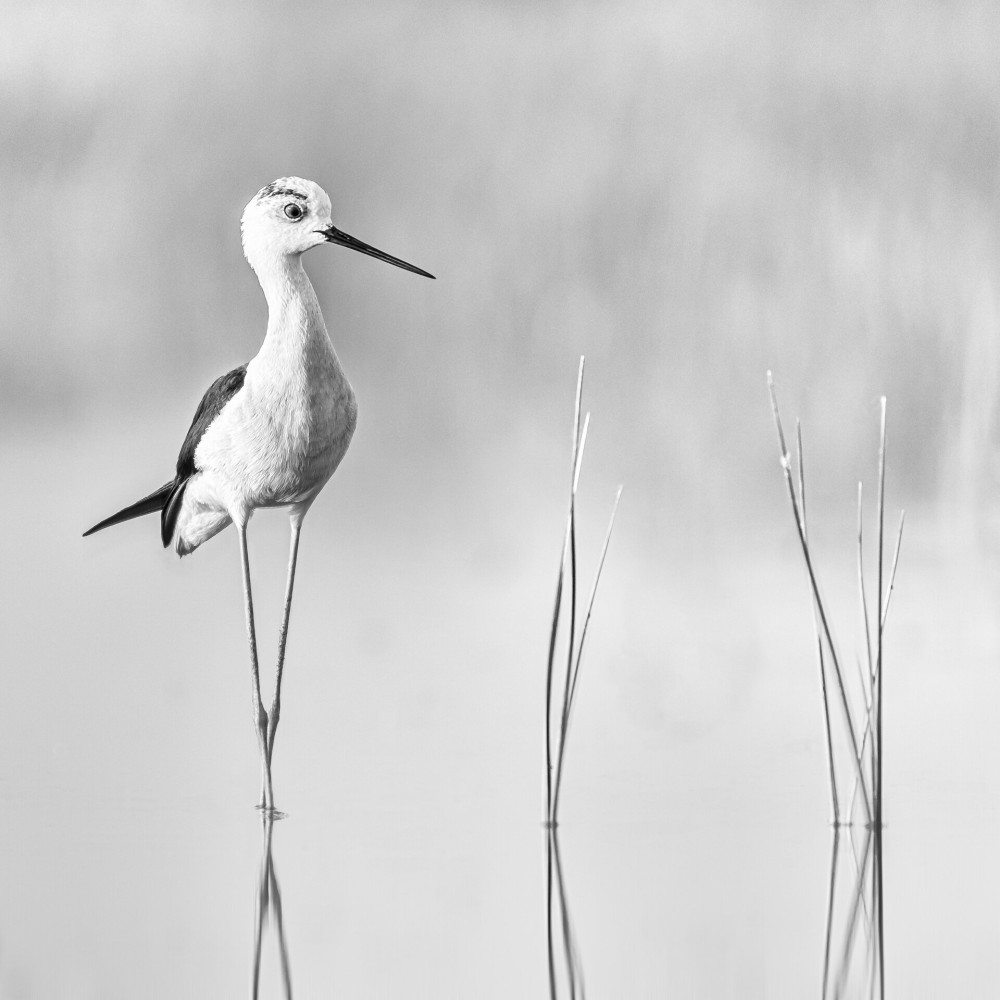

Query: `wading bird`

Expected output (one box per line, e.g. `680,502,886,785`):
84,177,434,813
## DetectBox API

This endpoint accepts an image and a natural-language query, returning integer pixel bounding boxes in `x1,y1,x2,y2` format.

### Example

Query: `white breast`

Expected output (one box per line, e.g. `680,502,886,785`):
194,333,357,519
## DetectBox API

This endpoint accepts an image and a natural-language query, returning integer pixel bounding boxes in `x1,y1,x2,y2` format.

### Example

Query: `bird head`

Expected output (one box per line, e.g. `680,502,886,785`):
241,177,434,279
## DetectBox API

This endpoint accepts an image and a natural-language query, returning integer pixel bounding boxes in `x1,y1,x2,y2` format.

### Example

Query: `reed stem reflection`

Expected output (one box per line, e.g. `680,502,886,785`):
822,824,884,999
546,826,586,999
251,814,293,1000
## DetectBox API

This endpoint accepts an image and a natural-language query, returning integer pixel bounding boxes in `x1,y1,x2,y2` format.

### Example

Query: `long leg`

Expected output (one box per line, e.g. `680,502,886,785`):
238,519,274,811
266,507,307,768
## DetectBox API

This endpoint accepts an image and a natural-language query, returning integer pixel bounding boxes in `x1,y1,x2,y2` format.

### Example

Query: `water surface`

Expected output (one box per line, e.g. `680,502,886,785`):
1,422,998,997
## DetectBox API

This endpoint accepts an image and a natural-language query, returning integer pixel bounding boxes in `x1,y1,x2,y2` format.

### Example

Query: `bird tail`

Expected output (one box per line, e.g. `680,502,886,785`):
83,482,174,538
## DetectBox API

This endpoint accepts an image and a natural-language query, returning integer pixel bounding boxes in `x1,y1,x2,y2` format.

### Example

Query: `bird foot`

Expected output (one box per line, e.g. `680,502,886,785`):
255,803,287,820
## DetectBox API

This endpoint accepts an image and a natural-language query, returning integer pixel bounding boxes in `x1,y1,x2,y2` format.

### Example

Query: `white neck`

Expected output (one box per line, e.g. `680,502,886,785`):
253,252,329,351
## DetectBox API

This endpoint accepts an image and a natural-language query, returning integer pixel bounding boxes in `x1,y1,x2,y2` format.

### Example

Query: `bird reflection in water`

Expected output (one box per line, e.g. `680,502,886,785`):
546,827,586,999
822,825,884,999
251,814,293,999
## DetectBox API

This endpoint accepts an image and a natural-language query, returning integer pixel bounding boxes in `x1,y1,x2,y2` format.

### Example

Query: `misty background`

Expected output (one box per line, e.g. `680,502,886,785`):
2,1,999,996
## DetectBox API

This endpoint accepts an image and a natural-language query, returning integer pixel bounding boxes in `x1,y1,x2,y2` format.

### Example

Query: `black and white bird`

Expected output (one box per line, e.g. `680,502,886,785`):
84,177,434,813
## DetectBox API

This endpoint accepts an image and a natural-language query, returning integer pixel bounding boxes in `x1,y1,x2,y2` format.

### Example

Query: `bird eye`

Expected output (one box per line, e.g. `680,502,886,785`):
284,203,304,221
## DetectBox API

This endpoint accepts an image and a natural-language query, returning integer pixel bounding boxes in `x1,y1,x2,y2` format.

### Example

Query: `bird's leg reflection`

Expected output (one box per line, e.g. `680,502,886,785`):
545,827,586,1000
251,813,293,1000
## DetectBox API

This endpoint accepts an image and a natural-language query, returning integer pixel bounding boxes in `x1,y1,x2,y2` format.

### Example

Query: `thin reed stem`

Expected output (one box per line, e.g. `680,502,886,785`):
553,414,587,824
874,398,886,1000
848,654,875,824
555,499,577,822
767,373,872,825
851,510,905,819
799,422,840,826
546,359,585,824
857,483,875,691
857,510,906,823
855,479,877,823
547,357,584,826
553,485,622,819
880,512,905,629
875,398,886,829
545,539,567,823
546,356,621,828
567,485,623,714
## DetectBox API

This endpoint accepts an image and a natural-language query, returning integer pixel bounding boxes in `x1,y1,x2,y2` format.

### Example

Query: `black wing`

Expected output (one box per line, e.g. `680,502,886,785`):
174,364,248,479
83,364,249,546
160,363,248,547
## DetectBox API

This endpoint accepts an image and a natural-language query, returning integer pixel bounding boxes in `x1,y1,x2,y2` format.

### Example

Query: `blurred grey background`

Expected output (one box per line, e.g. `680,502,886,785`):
3,2,1000,996
5,0,998,535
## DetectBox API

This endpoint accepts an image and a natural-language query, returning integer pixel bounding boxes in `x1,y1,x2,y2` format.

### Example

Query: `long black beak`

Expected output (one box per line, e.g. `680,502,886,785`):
319,225,435,279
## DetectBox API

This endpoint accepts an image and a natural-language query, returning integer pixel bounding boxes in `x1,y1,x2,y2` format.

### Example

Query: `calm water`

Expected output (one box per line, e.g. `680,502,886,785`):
1,419,999,998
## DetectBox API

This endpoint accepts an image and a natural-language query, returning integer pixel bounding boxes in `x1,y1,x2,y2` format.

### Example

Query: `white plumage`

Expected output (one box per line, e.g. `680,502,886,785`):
177,179,359,554
85,176,433,813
